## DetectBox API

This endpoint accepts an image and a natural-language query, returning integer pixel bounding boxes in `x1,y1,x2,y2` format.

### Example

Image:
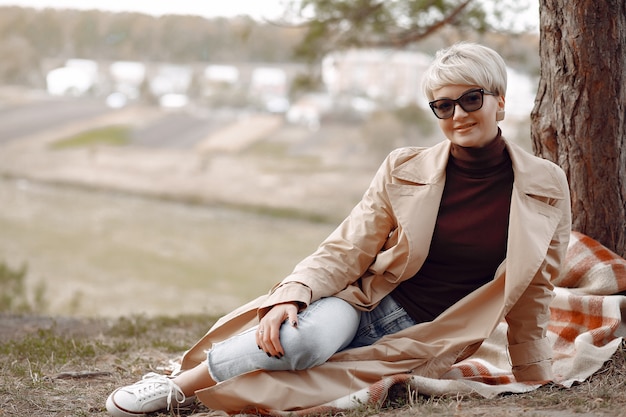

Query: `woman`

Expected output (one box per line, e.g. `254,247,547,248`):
106,42,571,416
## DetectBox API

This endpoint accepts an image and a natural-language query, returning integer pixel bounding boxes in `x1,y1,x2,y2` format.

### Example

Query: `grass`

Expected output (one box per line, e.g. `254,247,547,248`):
0,178,336,317
49,125,132,149
2,313,626,417
0,314,217,417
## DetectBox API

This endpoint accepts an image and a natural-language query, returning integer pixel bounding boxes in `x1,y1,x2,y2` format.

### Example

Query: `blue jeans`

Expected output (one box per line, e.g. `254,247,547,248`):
206,294,416,382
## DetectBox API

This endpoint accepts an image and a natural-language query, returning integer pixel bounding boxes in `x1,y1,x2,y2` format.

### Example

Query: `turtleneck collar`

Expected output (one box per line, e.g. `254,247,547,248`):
449,128,508,172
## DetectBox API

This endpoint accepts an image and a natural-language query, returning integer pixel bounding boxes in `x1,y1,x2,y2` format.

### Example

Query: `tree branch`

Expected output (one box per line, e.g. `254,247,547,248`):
369,0,474,47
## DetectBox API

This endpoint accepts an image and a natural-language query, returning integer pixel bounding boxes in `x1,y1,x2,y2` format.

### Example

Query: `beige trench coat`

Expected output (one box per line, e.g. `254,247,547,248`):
180,138,572,413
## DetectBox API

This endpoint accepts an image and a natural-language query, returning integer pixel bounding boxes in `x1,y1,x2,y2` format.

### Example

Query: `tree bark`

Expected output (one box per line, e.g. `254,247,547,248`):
531,0,626,257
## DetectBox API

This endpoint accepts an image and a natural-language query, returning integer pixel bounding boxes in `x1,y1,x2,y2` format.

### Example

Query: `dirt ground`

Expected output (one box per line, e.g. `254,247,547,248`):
2,313,626,417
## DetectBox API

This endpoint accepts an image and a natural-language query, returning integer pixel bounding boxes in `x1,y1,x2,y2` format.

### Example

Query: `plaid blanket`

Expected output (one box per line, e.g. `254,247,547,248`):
273,231,626,415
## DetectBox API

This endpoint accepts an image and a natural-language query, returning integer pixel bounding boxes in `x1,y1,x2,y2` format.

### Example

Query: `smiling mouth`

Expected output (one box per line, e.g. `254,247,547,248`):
455,123,476,130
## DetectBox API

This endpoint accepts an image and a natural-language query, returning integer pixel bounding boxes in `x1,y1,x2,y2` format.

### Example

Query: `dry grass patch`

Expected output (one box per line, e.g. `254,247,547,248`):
1,314,626,417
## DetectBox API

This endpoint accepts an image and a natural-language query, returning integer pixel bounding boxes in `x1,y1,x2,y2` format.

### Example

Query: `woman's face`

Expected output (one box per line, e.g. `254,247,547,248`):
431,84,505,148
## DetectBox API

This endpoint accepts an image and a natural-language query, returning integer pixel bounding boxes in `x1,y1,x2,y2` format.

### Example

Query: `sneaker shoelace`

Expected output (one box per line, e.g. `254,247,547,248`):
133,372,187,411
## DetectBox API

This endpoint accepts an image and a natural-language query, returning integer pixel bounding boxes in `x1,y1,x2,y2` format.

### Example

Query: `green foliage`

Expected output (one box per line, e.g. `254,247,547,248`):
289,72,323,97
0,261,46,313
50,125,132,149
290,0,498,62
0,261,27,312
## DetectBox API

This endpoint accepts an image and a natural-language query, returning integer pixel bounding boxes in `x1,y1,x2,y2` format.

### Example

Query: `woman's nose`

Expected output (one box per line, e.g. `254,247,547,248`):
453,103,468,119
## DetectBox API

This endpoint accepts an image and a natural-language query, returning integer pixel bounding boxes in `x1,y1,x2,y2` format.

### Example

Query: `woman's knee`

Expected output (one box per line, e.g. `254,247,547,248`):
280,297,360,369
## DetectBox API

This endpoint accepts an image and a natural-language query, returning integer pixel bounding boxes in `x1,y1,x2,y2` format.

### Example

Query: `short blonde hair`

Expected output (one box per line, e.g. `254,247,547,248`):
422,42,507,101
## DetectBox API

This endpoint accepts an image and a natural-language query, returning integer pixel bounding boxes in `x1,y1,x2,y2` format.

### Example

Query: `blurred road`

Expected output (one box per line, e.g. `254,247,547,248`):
0,96,240,149
132,109,238,149
0,97,113,145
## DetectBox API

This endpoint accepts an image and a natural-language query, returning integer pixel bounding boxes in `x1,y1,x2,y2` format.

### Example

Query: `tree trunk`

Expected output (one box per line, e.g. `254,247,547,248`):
531,0,626,257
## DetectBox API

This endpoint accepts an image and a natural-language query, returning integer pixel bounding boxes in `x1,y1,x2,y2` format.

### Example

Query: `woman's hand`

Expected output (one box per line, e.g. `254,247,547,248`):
256,302,299,358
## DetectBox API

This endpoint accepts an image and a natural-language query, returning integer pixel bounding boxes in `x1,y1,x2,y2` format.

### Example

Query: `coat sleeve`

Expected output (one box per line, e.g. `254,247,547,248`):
506,165,571,382
258,150,406,317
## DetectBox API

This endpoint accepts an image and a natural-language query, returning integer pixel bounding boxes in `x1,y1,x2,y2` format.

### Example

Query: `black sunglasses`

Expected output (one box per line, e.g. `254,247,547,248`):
428,88,496,119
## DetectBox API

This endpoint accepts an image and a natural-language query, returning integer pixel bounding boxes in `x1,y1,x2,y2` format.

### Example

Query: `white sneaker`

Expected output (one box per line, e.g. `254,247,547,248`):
106,372,195,417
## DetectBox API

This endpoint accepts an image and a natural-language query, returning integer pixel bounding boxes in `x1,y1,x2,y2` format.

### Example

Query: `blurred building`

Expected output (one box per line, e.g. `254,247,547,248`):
204,65,240,86
109,61,146,99
249,67,289,113
322,49,432,108
46,59,99,97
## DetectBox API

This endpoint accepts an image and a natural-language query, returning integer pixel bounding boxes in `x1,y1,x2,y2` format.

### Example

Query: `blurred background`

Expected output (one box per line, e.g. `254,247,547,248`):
0,0,541,318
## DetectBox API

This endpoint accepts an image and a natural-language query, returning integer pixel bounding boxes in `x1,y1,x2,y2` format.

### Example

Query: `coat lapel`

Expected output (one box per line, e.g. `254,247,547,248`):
502,142,566,306
386,140,450,278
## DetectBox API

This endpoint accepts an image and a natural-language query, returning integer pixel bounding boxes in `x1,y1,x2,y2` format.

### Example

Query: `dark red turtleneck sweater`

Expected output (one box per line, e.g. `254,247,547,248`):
391,133,514,324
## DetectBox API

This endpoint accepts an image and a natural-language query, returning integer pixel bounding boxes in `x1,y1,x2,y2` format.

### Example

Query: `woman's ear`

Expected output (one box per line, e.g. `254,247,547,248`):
496,96,506,121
